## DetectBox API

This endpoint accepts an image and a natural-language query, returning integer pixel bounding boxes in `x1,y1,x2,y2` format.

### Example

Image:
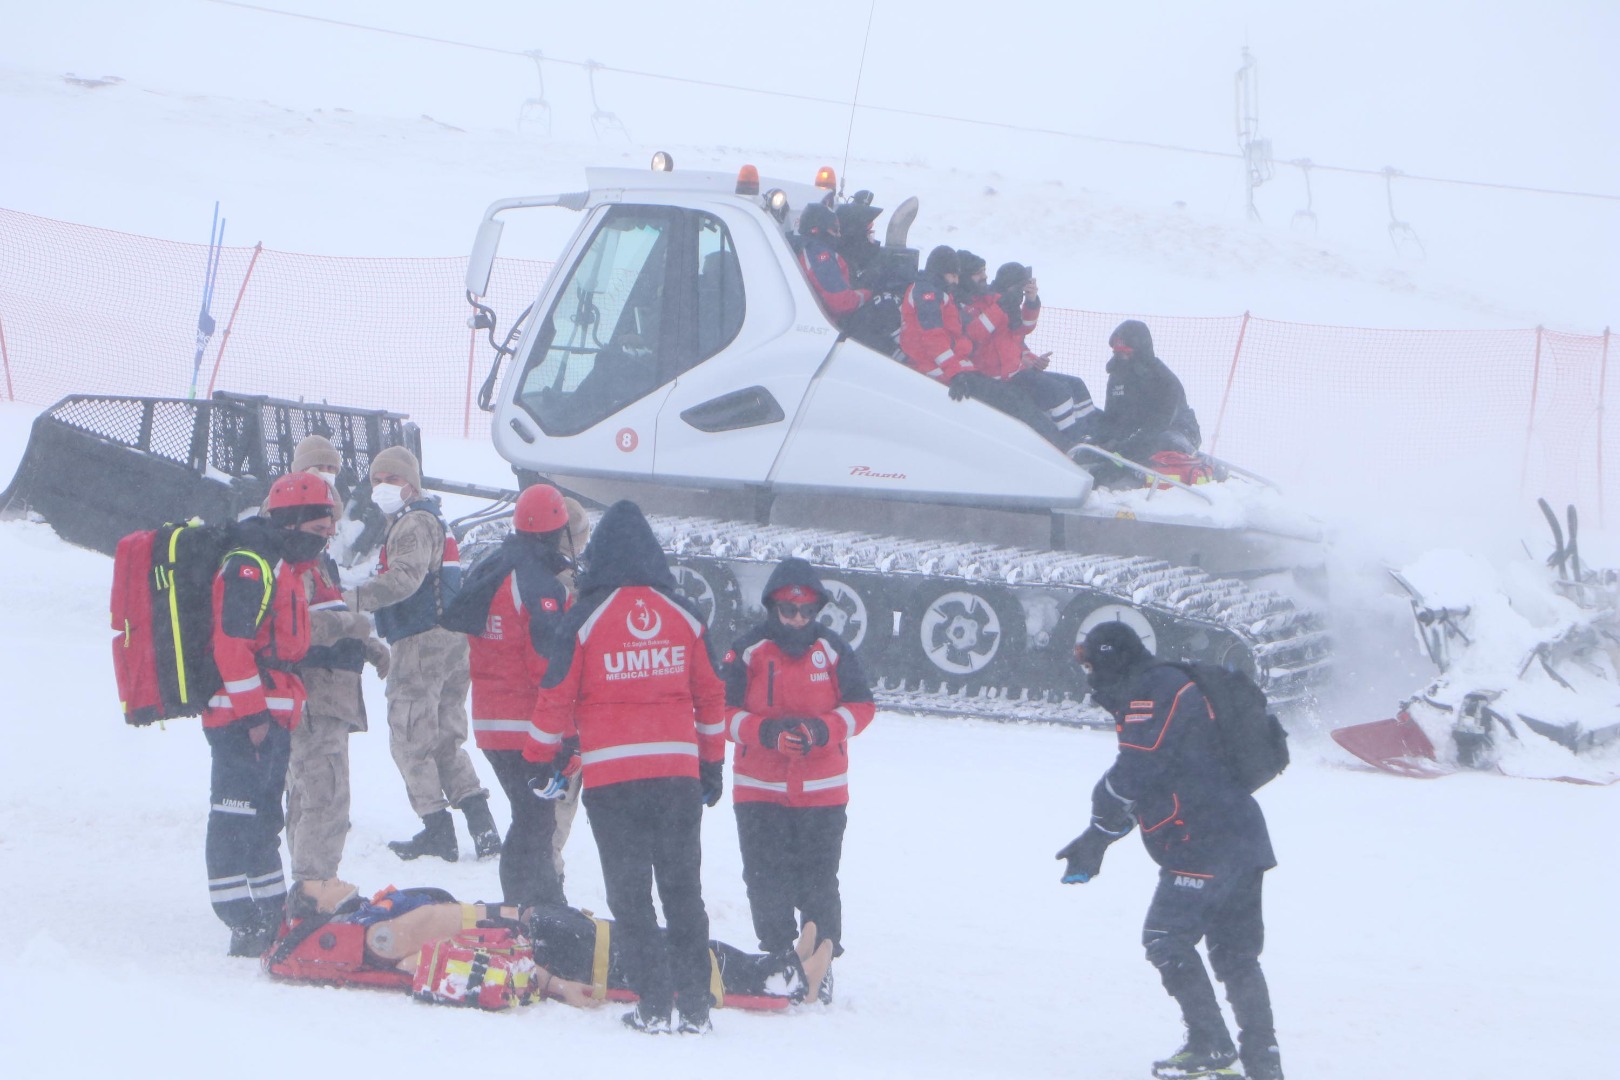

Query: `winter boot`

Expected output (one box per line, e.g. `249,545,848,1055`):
1239,1045,1284,1080
1151,1038,1239,1080
675,991,713,1034
227,922,277,958
388,809,458,862
456,794,502,860
621,1003,671,1035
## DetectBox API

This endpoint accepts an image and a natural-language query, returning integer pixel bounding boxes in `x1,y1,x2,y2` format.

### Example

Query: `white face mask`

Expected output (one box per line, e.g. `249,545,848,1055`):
307,470,342,503
372,482,407,515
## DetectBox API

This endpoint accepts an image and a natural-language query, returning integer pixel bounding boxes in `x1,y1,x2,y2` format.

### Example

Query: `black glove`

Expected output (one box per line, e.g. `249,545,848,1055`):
1056,827,1114,884
700,761,724,807
758,717,792,751
948,377,972,402
526,760,567,801
780,717,830,756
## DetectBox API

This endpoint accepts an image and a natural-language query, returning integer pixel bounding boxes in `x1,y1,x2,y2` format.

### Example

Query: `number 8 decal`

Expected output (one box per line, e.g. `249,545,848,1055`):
615,428,638,452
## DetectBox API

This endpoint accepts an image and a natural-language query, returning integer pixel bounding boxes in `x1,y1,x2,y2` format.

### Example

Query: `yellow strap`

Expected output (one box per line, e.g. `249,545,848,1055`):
590,918,611,1000
708,947,724,1008
460,904,481,930
165,529,189,702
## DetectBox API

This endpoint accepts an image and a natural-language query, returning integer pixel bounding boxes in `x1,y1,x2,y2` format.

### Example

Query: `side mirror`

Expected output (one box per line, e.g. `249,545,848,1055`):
466,216,506,297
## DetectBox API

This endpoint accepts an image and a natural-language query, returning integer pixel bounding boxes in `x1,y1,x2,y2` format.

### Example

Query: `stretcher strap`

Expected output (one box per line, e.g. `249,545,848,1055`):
708,947,725,1008
590,918,611,1000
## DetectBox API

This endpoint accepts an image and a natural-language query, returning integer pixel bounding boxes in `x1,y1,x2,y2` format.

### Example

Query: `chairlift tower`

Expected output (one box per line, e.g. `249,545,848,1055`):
1234,47,1272,222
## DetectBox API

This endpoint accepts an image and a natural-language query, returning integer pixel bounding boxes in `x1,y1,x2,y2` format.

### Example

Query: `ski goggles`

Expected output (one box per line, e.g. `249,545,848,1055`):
775,601,824,619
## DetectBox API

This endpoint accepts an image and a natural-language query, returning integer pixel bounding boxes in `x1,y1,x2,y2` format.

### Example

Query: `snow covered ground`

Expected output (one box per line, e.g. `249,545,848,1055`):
3,4,1619,1077
1,405,1616,1078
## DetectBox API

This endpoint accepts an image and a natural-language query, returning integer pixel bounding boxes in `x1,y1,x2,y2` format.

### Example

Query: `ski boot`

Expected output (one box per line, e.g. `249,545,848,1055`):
455,793,502,860
621,1003,672,1035
1151,1038,1239,1079
388,809,458,862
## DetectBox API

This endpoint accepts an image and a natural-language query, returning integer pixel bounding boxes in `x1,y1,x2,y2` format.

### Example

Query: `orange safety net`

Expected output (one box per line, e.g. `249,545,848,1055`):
1,207,1611,518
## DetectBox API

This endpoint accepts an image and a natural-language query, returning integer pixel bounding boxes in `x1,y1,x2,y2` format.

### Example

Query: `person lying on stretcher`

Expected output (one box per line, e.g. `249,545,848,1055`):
266,886,835,1011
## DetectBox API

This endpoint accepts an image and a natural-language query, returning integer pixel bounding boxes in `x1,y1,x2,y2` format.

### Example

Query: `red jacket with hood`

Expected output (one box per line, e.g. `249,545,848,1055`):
720,558,875,808
522,502,725,789
203,518,311,731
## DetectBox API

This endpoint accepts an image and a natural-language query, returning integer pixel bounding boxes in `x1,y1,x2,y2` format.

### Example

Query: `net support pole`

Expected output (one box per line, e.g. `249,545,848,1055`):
1519,325,1545,499
1208,310,1251,455
0,310,14,402
1599,326,1610,527
205,242,264,398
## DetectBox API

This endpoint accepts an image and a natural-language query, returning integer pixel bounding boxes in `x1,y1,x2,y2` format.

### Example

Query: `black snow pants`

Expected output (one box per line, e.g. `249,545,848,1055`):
736,802,849,956
583,777,711,1020
482,748,565,908
1010,369,1102,444
1142,866,1277,1065
204,721,292,931
950,373,1070,449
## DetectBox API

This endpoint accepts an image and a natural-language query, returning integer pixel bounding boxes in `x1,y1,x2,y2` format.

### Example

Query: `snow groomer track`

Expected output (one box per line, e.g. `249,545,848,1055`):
640,513,1330,727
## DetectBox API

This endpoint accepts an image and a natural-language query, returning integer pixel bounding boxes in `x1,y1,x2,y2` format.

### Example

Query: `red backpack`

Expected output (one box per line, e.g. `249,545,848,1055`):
110,520,250,726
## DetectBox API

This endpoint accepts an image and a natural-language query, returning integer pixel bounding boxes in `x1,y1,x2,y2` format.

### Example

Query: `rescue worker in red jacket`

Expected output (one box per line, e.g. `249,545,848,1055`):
966,262,1101,450
521,500,727,1035
797,202,872,321
900,245,977,384
441,485,583,909
720,558,874,1001
204,472,333,956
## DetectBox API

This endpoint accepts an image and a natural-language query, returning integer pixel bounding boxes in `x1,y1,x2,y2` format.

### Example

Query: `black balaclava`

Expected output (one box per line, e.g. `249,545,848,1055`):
956,250,987,299
923,245,960,286
1079,620,1151,702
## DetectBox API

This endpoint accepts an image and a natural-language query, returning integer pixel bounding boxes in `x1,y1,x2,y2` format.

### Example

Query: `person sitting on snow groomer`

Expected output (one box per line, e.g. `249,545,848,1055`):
963,261,1102,451
833,192,908,355
1087,320,1202,479
899,245,978,383
798,203,874,328
913,248,1080,453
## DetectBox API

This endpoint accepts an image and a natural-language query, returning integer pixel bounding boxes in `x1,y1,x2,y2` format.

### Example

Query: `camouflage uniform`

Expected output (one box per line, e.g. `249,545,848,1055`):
352,508,485,817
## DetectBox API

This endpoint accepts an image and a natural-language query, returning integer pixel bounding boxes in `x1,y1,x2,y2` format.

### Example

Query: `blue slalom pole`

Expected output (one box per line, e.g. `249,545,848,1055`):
189,202,224,398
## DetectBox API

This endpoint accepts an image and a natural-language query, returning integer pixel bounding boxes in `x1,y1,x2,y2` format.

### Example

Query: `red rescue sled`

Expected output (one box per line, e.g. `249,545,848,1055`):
1330,711,1452,779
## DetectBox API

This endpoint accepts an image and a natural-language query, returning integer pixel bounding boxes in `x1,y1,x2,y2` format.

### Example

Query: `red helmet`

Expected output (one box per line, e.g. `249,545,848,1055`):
514,484,568,534
267,472,335,513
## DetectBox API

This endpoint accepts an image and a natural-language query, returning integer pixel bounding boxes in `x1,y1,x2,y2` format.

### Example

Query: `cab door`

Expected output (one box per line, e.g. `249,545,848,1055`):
649,204,830,487
500,204,681,479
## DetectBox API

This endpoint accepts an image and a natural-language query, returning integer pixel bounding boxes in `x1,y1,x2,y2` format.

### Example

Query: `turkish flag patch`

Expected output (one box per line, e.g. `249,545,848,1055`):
723,650,736,664
923,292,936,301
817,251,830,262
540,598,559,612
238,564,260,580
